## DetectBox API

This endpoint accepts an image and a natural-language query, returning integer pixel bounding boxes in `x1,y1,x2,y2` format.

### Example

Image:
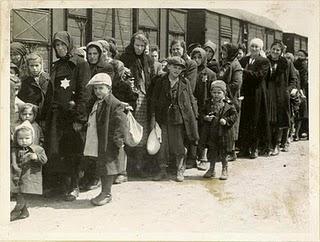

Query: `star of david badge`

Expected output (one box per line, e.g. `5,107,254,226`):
60,78,70,89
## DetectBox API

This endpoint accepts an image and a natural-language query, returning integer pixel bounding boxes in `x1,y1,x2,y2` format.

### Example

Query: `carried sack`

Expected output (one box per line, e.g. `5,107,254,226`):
147,122,162,155
125,111,143,147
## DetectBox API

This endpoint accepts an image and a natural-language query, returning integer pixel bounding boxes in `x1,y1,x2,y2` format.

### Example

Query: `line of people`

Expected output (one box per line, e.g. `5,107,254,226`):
9,31,308,221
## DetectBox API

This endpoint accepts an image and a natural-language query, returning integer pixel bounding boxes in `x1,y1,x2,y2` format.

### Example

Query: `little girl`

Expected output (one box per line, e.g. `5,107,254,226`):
10,121,47,221
201,81,237,180
17,103,44,146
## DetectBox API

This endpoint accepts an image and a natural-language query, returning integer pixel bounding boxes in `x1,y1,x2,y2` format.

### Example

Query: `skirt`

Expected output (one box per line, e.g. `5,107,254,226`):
134,90,149,147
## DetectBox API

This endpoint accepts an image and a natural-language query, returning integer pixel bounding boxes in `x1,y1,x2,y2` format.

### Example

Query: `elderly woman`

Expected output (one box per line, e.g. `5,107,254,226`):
42,31,91,201
266,41,297,155
10,42,29,79
119,32,154,177
217,43,243,161
238,38,271,159
150,57,199,182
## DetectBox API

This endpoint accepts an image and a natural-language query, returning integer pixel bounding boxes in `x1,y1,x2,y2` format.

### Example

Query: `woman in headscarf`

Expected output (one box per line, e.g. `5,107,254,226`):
238,38,271,159
10,42,29,79
41,31,91,201
217,43,243,161
169,39,198,168
203,40,220,74
266,40,297,155
119,32,154,177
86,41,114,79
190,47,216,168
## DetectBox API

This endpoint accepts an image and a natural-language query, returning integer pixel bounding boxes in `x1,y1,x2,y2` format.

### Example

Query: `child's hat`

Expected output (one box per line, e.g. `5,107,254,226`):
167,56,186,69
15,120,35,139
211,80,227,93
86,73,112,87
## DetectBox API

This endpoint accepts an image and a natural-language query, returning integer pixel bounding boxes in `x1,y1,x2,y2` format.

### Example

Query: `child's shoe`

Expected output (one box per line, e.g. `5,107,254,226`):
10,208,21,222
91,192,112,206
18,205,29,219
64,188,79,201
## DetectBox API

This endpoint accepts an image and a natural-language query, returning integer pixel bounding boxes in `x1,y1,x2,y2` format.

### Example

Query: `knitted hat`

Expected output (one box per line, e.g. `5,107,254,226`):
86,73,112,87
211,80,226,93
167,56,186,69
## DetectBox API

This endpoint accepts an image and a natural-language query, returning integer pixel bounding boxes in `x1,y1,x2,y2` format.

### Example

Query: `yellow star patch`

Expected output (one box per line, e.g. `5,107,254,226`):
60,78,70,89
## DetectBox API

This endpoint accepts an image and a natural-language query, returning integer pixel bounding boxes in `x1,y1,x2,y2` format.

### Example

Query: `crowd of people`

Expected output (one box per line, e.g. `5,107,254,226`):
9,30,309,221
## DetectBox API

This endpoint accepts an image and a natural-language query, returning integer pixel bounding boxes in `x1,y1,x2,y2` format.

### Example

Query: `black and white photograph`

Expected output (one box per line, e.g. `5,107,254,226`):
0,0,319,241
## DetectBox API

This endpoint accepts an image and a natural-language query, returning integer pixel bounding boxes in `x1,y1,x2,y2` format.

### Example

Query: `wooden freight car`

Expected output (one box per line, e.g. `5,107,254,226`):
187,9,283,58
283,32,308,55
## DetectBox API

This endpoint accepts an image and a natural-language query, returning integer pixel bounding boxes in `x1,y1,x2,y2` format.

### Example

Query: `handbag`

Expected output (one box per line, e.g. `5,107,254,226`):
125,111,143,147
147,122,162,155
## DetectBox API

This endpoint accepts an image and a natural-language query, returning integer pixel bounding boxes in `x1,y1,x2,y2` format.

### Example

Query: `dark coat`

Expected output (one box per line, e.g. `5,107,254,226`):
218,58,243,140
266,56,297,128
17,72,50,119
182,57,198,93
151,74,199,143
294,58,308,97
119,45,153,96
200,99,238,152
194,66,216,111
207,59,220,74
11,144,47,194
96,94,128,176
42,54,91,167
238,55,271,149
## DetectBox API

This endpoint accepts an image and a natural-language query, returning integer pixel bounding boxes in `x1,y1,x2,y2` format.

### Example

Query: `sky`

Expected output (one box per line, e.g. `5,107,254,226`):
223,1,316,37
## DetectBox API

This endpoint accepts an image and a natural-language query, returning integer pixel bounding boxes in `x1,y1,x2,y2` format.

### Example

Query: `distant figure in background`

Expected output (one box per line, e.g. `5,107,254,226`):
150,46,163,76
237,43,246,60
293,49,308,140
187,42,201,56
203,40,220,74
74,47,87,61
10,42,29,79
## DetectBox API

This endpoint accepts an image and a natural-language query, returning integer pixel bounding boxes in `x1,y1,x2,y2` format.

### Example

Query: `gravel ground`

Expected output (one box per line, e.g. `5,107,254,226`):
6,140,314,241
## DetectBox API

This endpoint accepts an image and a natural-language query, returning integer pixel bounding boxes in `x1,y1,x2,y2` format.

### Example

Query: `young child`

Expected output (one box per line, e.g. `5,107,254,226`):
17,53,49,121
201,81,237,180
83,73,127,206
17,103,44,146
10,121,47,221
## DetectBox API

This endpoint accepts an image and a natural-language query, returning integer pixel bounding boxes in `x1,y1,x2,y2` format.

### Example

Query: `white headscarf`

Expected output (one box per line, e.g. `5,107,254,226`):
248,38,266,58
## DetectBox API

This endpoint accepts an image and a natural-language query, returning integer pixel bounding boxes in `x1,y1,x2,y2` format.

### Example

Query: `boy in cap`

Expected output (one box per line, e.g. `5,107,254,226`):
84,73,127,205
201,80,237,180
151,56,199,182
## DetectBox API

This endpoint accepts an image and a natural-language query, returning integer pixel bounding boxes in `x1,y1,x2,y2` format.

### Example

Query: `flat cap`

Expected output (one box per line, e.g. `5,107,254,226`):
86,73,112,87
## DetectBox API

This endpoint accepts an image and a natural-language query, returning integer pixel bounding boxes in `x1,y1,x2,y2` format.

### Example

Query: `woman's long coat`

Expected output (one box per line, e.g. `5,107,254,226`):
96,94,128,176
238,55,271,149
218,58,243,139
266,56,297,128
42,54,91,172
150,74,199,143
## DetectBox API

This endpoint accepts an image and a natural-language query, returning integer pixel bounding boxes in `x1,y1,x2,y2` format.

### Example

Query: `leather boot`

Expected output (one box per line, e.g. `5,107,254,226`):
176,157,185,182
220,164,228,180
153,167,168,181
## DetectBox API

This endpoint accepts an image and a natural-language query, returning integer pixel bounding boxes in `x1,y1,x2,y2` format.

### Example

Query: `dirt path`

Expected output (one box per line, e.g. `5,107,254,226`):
7,141,311,240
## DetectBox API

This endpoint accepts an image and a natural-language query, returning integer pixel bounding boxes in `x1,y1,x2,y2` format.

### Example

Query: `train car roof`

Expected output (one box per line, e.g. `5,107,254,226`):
208,9,282,31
